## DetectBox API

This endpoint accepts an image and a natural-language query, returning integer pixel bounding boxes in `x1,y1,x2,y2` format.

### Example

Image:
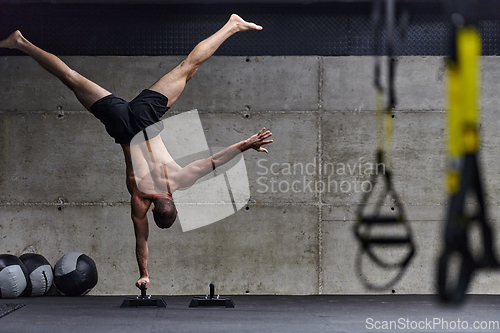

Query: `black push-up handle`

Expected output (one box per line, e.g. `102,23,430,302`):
189,283,235,308
119,282,167,308
209,283,215,299
140,283,146,298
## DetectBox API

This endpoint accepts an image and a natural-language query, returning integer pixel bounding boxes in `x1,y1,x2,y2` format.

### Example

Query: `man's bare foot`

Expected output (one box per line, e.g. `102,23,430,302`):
229,14,263,32
0,30,24,49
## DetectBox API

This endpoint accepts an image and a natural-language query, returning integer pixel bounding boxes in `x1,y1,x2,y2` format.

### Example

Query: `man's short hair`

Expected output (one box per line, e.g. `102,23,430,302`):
153,197,177,229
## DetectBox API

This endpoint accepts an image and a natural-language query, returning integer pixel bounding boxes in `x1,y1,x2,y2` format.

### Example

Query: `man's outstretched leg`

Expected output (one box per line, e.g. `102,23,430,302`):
0,31,110,111
149,14,262,108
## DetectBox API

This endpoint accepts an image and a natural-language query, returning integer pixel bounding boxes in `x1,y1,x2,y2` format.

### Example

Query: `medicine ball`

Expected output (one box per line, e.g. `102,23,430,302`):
54,252,98,296
19,253,54,297
0,254,29,299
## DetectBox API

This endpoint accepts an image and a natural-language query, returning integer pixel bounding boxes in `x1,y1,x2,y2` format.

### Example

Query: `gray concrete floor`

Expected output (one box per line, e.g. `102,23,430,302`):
1,294,500,332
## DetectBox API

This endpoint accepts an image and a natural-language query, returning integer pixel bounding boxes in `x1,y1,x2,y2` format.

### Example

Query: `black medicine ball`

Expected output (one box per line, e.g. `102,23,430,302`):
19,253,54,297
54,252,98,296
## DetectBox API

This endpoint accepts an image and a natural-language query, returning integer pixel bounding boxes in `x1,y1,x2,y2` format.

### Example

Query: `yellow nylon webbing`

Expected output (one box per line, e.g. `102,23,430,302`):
446,27,481,194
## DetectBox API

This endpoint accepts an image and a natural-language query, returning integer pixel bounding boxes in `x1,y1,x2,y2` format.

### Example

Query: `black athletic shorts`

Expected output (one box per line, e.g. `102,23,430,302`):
90,89,170,144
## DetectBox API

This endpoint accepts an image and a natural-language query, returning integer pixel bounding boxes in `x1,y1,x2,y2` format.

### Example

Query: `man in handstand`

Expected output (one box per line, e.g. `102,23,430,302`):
0,14,272,290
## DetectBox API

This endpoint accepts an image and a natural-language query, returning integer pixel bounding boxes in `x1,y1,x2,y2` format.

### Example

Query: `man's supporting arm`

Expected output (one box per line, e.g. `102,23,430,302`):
131,194,151,289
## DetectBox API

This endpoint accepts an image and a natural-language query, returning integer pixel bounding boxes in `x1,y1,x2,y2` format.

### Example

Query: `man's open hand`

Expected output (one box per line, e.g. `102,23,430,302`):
246,128,273,153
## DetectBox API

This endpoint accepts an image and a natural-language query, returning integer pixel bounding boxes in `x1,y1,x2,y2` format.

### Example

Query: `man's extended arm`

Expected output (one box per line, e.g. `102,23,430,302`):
175,128,273,190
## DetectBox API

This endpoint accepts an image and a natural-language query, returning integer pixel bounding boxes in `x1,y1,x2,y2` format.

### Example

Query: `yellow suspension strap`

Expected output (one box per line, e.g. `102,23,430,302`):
437,23,498,303
354,0,415,290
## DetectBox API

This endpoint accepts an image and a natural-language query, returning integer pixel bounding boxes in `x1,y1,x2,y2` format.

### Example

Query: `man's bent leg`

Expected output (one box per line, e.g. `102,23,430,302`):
149,14,262,108
0,31,110,111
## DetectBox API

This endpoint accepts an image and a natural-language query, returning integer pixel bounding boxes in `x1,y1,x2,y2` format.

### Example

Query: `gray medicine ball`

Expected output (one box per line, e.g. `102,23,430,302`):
0,254,29,299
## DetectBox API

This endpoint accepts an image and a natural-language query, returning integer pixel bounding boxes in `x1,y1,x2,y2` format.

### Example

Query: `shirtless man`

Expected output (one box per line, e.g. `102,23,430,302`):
0,14,272,290
128,126,271,289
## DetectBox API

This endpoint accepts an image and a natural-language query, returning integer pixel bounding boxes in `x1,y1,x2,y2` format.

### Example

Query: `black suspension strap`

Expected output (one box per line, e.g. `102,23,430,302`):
437,3,498,303
354,0,415,290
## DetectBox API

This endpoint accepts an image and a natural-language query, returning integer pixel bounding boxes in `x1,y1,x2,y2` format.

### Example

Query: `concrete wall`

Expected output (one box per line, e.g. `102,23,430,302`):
2,55,500,295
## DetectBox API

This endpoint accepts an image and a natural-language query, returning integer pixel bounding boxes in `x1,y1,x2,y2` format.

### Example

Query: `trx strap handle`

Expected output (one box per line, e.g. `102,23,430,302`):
438,25,498,303
355,163,415,269
359,217,399,224
438,154,494,302
353,0,415,289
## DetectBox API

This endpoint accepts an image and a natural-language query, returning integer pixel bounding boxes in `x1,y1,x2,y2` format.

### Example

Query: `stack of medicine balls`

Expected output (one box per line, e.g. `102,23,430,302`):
0,252,98,298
